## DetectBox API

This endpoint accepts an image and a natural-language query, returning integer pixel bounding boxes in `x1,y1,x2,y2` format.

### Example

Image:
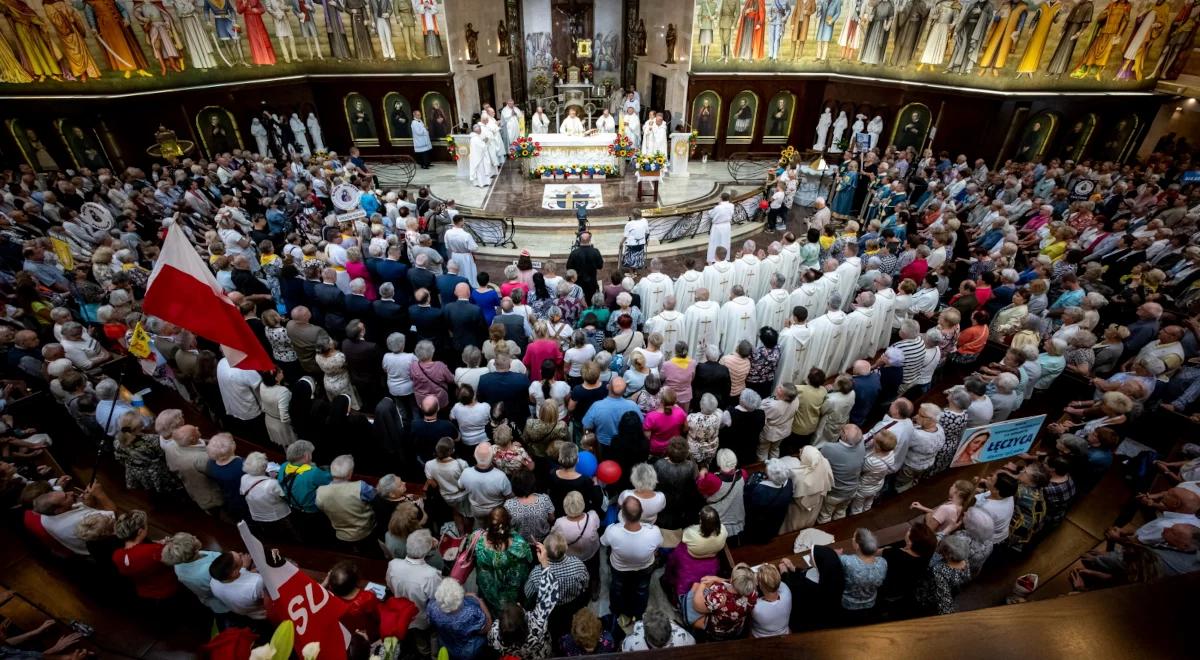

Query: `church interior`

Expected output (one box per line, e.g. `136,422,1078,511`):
1,0,1198,658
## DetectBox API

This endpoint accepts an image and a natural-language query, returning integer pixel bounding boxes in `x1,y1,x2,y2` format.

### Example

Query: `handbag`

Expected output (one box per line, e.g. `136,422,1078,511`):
449,530,483,584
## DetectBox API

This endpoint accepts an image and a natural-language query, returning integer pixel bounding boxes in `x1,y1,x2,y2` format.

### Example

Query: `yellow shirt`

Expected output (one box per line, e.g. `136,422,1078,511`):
791,384,827,435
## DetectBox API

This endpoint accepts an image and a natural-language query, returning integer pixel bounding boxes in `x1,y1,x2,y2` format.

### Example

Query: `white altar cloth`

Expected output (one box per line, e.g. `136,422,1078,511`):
527,133,619,170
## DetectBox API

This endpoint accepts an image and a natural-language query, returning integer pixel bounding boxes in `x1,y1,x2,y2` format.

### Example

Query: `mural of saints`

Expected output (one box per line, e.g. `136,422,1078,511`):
1115,0,1170,80
1046,0,1093,77
1015,0,1062,78
0,0,62,80
174,0,218,69
734,0,767,61
1072,0,1132,80
43,0,101,82
134,0,186,75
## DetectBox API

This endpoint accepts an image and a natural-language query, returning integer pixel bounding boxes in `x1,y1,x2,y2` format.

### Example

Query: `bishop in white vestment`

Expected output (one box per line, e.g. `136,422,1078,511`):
776,307,814,387
756,273,791,336
634,260,674,319
733,241,765,300
718,286,759,355
468,125,497,187
839,292,880,373
673,267,705,313
683,289,721,356
645,297,685,350
621,108,642,148
805,293,849,376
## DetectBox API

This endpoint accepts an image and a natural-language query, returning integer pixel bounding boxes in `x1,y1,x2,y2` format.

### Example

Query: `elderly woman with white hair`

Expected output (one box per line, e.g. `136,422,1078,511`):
897,404,945,493
681,561,758,640
743,458,793,543
686,393,723,467
931,386,972,474
114,410,181,495
988,372,1022,422
239,451,297,542
915,534,973,615
205,433,248,521
161,532,230,615
427,577,492,659
618,463,667,525
697,449,746,541
606,291,643,334
949,506,996,576
839,528,888,620
382,332,418,419
1033,338,1068,393
316,336,360,409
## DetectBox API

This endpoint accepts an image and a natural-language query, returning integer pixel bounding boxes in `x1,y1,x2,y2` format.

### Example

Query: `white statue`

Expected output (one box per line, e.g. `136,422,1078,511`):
306,112,326,153
813,107,833,150
250,118,270,157
290,113,310,157
831,111,849,152
851,114,866,153
867,115,884,150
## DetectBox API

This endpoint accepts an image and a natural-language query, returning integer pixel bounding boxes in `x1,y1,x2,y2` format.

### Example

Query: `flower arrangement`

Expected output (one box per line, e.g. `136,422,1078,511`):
530,73,550,98
688,130,699,156
551,58,565,81
508,136,541,159
530,164,618,179
581,61,593,79
778,145,798,167
636,152,667,173
445,136,459,161
608,134,638,159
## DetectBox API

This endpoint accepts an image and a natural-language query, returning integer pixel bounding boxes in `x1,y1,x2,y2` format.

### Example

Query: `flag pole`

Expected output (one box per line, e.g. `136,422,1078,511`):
89,357,129,488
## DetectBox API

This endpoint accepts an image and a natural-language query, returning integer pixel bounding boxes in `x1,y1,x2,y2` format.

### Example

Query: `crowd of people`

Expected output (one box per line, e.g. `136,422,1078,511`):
1,135,1199,659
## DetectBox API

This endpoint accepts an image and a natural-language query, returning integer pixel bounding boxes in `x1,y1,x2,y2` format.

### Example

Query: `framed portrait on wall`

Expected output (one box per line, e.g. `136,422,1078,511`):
383,92,414,145
54,119,111,170
1099,113,1140,162
194,106,243,158
1057,113,1097,162
726,90,758,144
1013,111,1060,163
421,92,453,142
345,93,380,146
690,90,721,142
889,102,932,153
762,91,796,144
7,119,61,172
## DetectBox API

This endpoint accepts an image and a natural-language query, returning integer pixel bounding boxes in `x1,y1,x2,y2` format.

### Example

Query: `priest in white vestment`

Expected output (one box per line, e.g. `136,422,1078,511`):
718,285,759,355
444,217,480,287
776,306,814,387
481,109,505,166
756,273,791,336
596,108,616,133
683,289,721,356
779,236,802,289
733,240,765,301
706,193,735,264
642,114,668,156
702,249,736,304
805,292,849,376
839,291,880,373
674,266,705,313
833,244,863,312
560,108,586,136
789,272,822,321
500,100,524,150
634,259,674,319
760,243,785,296
645,296,685,350
531,106,551,133
468,125,497,187
621,107,642,148
871,276,897,354
807,260,840,318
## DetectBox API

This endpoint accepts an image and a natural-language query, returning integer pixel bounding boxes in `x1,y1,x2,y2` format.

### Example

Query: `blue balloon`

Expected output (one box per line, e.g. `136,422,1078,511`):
577,451,598,478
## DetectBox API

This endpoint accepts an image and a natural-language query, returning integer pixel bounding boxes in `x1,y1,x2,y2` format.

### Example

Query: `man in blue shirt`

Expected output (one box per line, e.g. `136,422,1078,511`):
848,360,881,427
582,377,643,446
477,354,533,428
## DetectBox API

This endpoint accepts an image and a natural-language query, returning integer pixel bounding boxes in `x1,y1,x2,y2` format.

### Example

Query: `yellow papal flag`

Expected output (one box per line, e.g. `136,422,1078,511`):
128,321,152,359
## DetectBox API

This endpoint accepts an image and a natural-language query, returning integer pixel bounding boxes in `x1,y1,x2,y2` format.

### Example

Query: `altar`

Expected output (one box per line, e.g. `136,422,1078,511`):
526,133,619,172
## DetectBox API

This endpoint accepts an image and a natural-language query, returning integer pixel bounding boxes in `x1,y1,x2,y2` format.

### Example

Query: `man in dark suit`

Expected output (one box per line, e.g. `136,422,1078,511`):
376,246,410,304
566,231,605,301
493,297,529,352
1102,237,1150,288
476,353,532,428
344,278,374,322
312,268,347,340
409,253,439,307
372,282,408,342
443,282,486,366
436,262,470,308
409,288,447,354
342,319,382,409
691,345,732,410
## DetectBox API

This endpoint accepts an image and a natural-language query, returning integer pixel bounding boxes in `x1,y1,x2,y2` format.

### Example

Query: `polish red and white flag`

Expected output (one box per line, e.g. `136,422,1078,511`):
143,223,274,371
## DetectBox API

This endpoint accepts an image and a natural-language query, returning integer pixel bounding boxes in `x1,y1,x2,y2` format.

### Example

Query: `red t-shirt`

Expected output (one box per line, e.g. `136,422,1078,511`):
112,542,179,599
339,590,381,641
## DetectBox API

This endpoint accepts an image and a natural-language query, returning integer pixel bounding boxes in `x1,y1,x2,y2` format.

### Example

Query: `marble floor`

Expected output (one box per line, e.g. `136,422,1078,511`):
370,159,746,214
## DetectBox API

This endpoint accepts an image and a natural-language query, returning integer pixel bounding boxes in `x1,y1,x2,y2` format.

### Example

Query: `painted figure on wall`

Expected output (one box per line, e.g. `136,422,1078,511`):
135,0,186,75
262,0,299,63
59,121,111,169
21,126,61,171
424,95,450,140
236,0,279,65
1115,0,1170,80
418,0,443,58
765,92,794,137
735,0,767,61
719,0,740,62
765,0,791,61
1071,0,1132,80
946,0,992,74
372,0,396,60
917,0,955,70
388,96,412,140
666,22,679,63
393,0,418,59
836,0,863,61
43,0,101,81
174,0,218,69
891,104,930,152
1015,0,1062,78
1058,114,1095,161
859,0,895,66
728,93,758,137
1099,115,1136,161
697,0,719,62
1046,0,1093,77
0,22,34,83
323,0,353,59
345,0,376,61
1153,0,1200,79
791,0,816,60
204,0,246,65
347,94,378,142
692,92,720,137
200,110,237,155
813,0,841,60
890,0,930,67
293,0,323,60
1015,113,1057,161
977,0,1028,76
0,0,63,81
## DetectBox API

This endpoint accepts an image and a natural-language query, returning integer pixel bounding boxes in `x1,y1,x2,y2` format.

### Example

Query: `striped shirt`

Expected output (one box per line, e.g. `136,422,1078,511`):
893,338,927,386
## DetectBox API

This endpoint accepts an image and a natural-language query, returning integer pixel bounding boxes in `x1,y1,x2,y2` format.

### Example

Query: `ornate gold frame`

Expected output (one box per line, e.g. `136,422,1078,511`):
420,91,454,138
888,102,931,151
1017,111,1060,163
690,89,722,144
762,90,796,144
726,90,759,144
193,106,245,158
54,118,112,170
382,92,414,146
344,92,380,147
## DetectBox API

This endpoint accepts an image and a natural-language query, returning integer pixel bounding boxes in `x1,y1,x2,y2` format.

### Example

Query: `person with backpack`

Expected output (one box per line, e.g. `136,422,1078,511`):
276,440,333,543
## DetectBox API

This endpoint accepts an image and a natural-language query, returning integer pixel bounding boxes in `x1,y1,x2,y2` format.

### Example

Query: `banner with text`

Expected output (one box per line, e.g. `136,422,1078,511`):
950,415,1047,468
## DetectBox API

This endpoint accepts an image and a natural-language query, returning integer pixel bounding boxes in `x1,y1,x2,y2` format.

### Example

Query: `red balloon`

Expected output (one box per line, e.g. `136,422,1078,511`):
596,460,623,485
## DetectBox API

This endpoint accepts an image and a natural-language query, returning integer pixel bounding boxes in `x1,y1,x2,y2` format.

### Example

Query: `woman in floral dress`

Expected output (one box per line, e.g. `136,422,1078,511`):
258,240,284,311
474,507,534,614
315,337,360,409
113,411,181,494
686,393,723,467
261,309,302,382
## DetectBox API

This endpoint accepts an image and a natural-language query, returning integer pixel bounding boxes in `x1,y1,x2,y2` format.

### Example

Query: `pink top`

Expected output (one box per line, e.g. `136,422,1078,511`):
345,261,377,300
929,501,962,533
522,339,563,377
500,281,528,300
409,359,455,410
660,359,697,406
644,406,687,455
